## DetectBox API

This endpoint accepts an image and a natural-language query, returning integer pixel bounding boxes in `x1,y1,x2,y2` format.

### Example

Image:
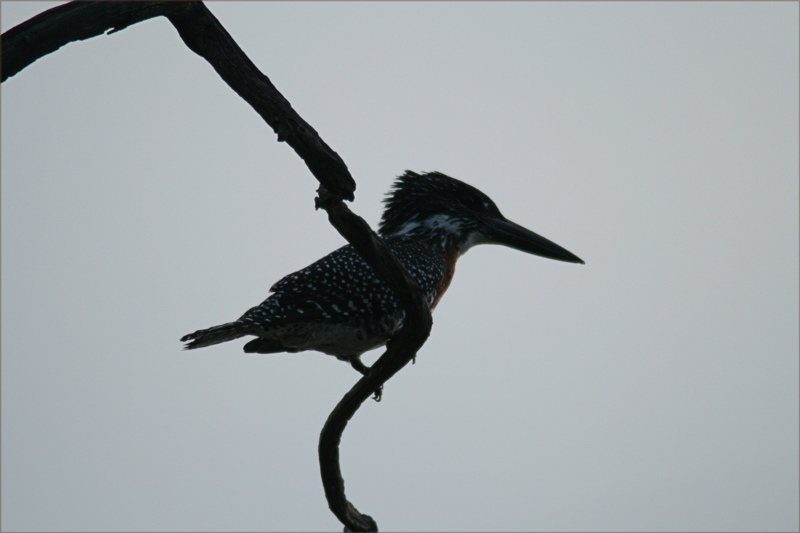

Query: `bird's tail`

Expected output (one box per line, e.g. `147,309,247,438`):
181,321,248,350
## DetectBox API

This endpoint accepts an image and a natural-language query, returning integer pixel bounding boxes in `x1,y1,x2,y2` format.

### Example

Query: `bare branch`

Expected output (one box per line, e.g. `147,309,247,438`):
2,1,356,200
2,3,434,531
1,2,178,79
163,3,355,201
315,190,432,531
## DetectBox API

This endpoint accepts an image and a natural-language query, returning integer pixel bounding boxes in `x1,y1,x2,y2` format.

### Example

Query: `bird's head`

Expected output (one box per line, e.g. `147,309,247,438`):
378,171,584,264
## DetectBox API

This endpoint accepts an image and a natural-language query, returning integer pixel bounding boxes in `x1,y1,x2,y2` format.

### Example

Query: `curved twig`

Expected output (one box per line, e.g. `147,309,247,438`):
315,190,432,531
2,3,433,531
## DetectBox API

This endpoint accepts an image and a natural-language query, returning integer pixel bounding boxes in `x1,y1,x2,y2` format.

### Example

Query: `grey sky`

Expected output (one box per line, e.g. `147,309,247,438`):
2,2,798,531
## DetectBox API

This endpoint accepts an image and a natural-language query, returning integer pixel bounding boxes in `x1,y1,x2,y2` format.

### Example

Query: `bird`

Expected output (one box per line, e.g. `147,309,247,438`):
181,171,583,377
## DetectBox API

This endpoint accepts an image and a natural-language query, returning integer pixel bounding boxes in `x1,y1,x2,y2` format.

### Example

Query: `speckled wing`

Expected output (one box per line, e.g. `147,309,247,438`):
239,237,446,330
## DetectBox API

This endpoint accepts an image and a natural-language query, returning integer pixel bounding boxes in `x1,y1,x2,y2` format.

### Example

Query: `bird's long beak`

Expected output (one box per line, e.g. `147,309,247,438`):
481,216,584,264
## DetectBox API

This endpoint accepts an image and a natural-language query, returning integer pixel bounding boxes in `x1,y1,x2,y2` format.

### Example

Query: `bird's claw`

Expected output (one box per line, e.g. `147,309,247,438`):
350,358,382,401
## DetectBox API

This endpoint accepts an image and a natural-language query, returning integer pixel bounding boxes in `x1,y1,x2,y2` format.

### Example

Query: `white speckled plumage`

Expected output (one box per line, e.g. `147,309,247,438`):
181,170,583,372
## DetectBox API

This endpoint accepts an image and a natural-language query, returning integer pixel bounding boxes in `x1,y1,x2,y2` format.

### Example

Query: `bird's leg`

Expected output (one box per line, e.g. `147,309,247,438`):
350,357,382,402
350,357,369,375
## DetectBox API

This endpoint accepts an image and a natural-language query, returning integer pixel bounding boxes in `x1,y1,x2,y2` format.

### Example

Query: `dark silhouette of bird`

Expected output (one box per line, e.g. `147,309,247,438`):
181,171,583,375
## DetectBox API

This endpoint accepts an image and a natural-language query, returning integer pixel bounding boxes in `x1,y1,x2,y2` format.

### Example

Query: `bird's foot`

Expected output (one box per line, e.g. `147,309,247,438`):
350,358,382,402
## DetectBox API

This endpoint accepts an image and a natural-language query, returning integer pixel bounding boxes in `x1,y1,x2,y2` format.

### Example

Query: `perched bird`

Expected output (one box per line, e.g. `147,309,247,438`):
181,171,583,375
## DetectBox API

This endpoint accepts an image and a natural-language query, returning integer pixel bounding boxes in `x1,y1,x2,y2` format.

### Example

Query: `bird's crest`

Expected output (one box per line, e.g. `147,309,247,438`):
378,171,503,251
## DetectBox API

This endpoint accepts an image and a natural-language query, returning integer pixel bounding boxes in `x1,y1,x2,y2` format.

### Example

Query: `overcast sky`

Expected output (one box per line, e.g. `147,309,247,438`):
2,2,798,532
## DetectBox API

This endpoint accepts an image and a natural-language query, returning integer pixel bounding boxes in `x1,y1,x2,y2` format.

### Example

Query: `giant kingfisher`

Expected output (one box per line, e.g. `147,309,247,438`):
182,171,584,374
